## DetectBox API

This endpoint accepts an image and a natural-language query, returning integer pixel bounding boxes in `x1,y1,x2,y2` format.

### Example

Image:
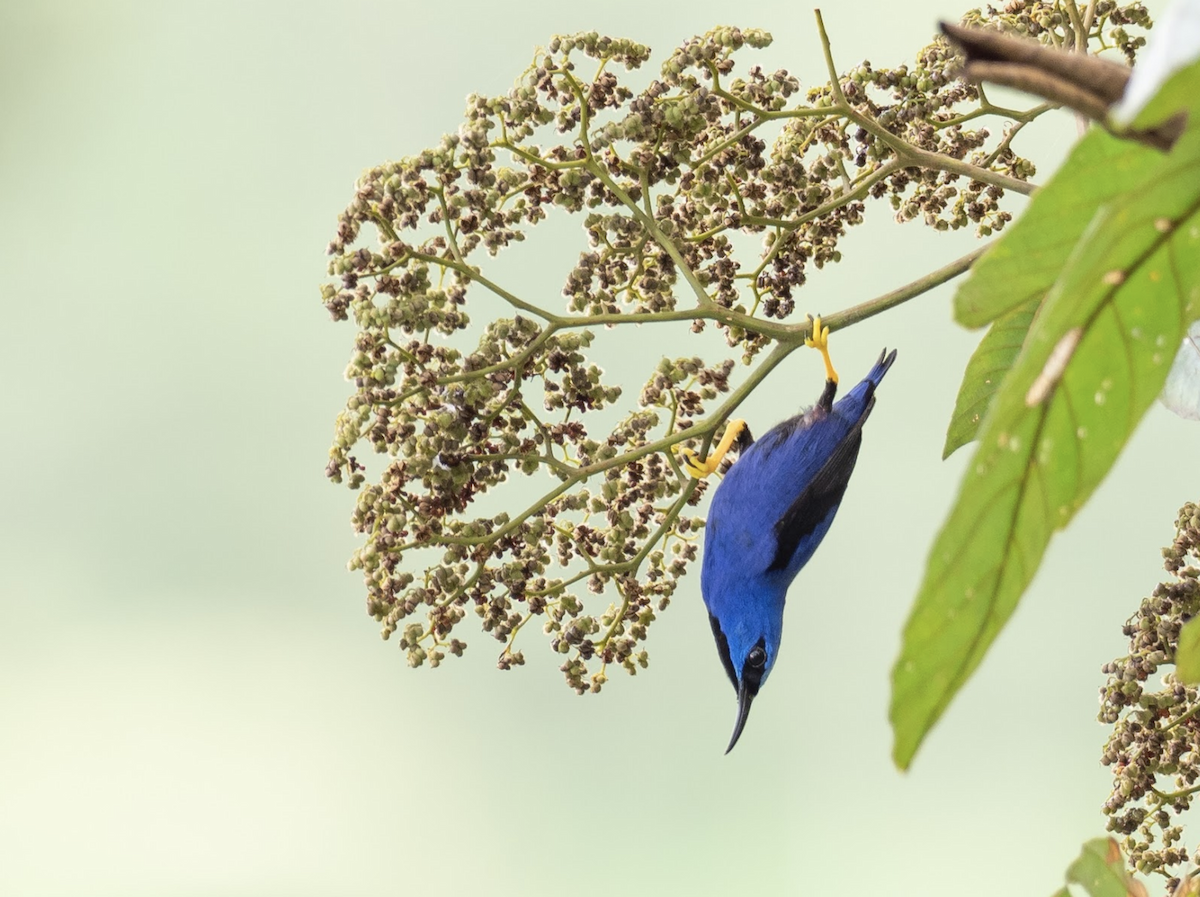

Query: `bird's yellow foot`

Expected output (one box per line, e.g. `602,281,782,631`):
806,314,839,385
675,419,748,479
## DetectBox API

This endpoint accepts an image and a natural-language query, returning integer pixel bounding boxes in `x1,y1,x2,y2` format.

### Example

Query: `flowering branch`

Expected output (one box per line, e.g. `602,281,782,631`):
319,1,1150,692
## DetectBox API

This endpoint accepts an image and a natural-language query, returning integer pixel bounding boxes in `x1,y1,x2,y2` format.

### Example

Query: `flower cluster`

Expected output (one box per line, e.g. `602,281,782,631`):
1101,502,1200,890
962,0,1150,63
322,8,1151,691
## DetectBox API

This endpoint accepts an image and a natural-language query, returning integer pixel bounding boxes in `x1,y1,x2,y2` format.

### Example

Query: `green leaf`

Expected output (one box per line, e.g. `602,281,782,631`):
1177,616,1200,684
943,300,1038,458
945,129,1164,461
1048,890,1072,897
955,131,1164,329
1065,838,1146,897
891,124,1200,769
1126,59,1200,132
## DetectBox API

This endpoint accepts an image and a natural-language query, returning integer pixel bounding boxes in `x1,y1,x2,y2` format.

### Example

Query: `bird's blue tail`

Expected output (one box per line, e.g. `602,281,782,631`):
866,347,898,386
840,348,897,410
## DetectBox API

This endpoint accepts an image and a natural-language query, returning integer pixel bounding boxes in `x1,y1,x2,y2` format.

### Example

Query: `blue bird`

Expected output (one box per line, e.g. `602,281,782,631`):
677,316,896,752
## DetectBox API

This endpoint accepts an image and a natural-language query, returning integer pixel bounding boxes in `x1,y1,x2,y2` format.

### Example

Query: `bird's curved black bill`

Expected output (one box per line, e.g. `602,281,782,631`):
726,678,755,754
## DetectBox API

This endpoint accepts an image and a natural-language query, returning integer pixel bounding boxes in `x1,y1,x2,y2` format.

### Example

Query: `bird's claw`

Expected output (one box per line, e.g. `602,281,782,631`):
806,313,839,385
677,446,716,479
675,419,748,480
805,313,830,351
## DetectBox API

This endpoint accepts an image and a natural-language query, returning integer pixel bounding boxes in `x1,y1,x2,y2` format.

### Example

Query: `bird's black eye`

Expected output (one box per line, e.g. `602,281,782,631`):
747,646,766,669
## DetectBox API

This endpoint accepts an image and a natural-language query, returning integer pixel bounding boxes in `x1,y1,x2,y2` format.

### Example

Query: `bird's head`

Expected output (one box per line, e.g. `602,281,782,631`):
708,613,783,753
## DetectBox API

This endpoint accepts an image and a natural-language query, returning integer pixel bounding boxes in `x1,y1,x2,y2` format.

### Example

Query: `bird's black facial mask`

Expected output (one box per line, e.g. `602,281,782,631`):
727,641,767,753
709,613,738,688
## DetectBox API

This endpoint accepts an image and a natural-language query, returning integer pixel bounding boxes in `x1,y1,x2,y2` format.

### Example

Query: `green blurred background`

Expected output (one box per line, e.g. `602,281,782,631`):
3,1,1197,894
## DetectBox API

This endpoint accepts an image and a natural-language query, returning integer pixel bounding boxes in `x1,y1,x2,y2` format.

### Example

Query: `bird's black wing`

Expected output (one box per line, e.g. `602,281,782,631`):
766,410,869,573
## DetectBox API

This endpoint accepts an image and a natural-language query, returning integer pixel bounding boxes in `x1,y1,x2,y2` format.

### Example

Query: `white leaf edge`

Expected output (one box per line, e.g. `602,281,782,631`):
1160,320,1200,420
1111,0,1200,126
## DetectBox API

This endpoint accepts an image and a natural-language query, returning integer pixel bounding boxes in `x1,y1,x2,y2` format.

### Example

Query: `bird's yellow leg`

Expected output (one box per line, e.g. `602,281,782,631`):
675,419,748,479
806,314,839,385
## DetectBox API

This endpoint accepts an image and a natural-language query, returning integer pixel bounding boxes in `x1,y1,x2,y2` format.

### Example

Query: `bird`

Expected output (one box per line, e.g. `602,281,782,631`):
676,316,897,752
